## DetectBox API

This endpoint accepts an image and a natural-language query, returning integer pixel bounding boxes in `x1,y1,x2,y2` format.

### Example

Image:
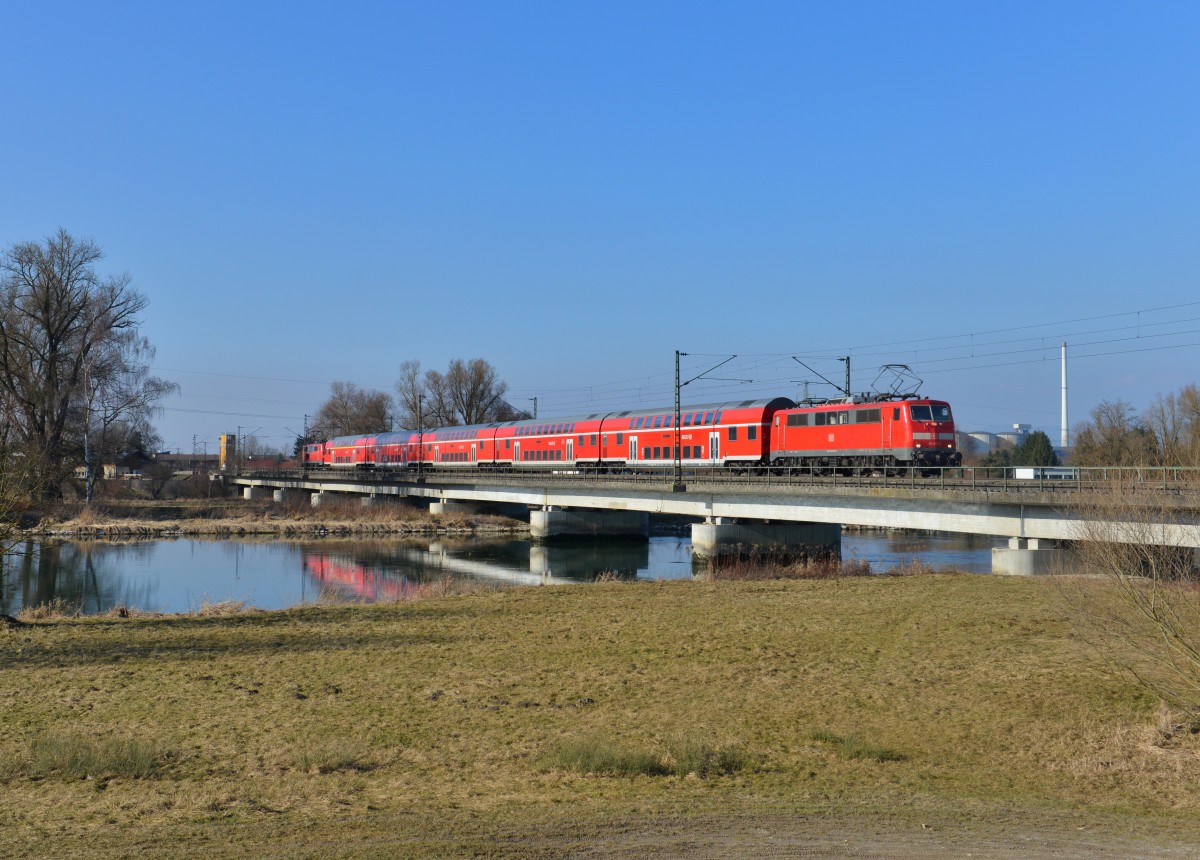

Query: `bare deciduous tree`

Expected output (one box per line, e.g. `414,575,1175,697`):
1071,399,1156,467
1144,385,1200,468
310,381,392,439
393,358,521,429
0,430,38,560
0,229,172,498
1062,480,1200,712
445,358,514,425
80,330,177,502
394,360,424,429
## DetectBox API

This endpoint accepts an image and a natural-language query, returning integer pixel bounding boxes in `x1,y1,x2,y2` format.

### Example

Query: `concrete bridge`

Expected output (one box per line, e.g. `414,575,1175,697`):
229,468,1200,575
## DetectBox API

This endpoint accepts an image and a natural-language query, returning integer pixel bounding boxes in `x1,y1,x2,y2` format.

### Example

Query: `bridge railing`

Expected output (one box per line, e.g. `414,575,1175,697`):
235,464,1200,496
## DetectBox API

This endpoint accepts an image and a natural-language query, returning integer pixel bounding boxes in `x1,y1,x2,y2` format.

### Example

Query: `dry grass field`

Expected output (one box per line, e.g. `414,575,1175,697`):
2,574,1200,858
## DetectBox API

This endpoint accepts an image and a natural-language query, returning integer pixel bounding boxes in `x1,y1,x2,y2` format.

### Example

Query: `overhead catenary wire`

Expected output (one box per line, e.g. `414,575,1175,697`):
149,298,1200,428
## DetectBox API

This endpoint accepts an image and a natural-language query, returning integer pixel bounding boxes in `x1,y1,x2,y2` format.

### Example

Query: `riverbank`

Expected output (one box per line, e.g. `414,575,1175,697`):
2,575,1198,858
20,498,531,538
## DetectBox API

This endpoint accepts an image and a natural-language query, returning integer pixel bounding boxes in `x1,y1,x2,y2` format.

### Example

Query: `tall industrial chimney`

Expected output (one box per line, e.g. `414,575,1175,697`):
1061,342,1068,449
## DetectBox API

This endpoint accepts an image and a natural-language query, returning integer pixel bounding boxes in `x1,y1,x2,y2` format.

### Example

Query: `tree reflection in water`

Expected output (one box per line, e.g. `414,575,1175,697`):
1,540,153,615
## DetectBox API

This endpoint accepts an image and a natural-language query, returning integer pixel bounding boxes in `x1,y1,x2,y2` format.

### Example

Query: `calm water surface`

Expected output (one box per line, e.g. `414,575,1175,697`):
0,531,1007,616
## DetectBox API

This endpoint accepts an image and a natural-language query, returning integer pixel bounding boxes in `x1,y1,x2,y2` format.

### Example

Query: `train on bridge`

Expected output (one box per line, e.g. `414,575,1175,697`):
302,395,960,475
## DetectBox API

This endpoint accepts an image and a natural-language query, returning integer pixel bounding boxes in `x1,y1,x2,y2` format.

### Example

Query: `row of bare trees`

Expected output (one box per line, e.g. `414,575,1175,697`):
1073,386,1200,468
307,359,525,441
0,230,175,500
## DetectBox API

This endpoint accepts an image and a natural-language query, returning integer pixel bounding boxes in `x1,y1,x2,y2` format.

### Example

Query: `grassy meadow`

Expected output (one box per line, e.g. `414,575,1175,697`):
2,574,1199,857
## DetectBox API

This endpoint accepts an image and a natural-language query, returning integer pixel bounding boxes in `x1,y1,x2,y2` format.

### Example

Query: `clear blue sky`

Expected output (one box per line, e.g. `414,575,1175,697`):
3,1,1197,453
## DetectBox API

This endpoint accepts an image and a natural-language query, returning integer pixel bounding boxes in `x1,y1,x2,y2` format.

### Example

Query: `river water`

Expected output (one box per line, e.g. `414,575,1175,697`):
0,531,1007,616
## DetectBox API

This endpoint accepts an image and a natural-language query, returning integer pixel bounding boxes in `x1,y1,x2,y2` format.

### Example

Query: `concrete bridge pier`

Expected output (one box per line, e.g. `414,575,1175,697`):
272,488,307,504
243,486,272,501
690,518,841,562
310,491,327,507
991,538,1072,575
530,506,650,540
430,498,476,515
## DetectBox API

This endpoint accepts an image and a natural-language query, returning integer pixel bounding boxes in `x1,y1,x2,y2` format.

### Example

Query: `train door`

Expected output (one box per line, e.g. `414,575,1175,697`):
434,445,440,465
629,436,638,462
566,439,574,462
470,443,477,463
513,442,521,464
885,406,900,450
709,432,720,464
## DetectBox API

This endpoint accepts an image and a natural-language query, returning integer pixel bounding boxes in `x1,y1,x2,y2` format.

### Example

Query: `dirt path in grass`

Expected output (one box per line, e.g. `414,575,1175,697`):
487,812,1200,860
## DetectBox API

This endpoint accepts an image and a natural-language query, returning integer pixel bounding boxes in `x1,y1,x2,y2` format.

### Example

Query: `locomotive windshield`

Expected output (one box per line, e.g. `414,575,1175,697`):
909,404,951,422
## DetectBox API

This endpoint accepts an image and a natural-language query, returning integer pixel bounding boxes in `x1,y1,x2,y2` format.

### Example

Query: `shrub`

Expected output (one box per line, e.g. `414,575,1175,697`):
665,736,746,777
808,729,906,762
704,551,872,581
542,737,669,777
26,731,162,779
543,735,746,778
1064,483,1200,710
295,739,372,774
17,598,79,621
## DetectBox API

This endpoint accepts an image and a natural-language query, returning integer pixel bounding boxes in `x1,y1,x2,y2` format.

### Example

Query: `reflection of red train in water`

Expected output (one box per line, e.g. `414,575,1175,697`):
302,552,413,602
303,396,960,475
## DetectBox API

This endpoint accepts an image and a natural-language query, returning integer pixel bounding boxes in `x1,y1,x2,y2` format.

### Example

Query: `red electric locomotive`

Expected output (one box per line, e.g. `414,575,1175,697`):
770,398,960,472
